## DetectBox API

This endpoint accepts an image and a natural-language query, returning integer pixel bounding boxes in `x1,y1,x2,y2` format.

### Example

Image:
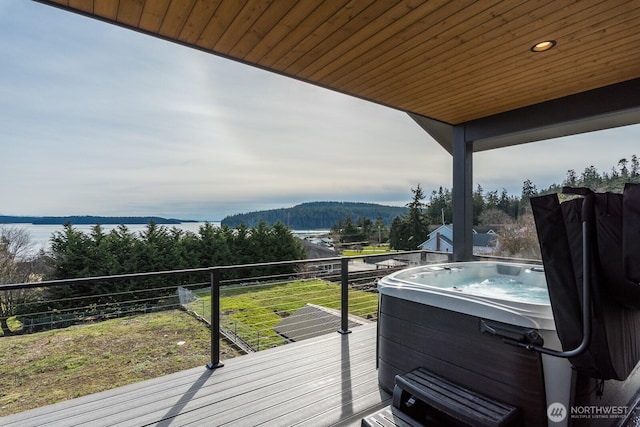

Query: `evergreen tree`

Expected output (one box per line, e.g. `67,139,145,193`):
231,223,252,265
135,221,174,272
340,215,364,243
631,155,639,178
44,220,306,310
618,158,629,179
473,184,485,225
48,223,109,309
358,216,373,241
107,225,137,273
271,221,305,261
50,223,93,279
485,190,499,211
389,216,409,250
197,222,233,268
426,186,452,225
520,179,538,214
390,185,430,250
406,184,430,245
86,224,117,275
501,189,521,218
581,165,601,189
564,169,578,187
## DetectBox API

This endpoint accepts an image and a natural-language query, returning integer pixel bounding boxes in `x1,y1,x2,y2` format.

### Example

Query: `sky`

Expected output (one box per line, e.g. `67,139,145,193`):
1,2,638,221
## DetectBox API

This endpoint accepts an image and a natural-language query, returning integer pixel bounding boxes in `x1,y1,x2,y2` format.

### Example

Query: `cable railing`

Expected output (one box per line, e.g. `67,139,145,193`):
0,250,454,370
1,268,211,334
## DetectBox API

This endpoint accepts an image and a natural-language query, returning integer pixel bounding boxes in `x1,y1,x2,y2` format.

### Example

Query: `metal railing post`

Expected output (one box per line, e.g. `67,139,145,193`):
207,268,224,369
338,258,351,334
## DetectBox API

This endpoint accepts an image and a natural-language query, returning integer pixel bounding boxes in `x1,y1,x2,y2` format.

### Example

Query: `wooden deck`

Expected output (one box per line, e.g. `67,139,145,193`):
0,323,390,426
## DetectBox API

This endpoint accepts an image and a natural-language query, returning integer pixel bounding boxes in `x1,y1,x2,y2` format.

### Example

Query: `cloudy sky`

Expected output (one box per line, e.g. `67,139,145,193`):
1,2,638,221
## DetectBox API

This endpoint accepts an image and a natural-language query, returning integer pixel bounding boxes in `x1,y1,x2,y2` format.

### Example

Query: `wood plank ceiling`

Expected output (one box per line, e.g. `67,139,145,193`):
38,1,640,136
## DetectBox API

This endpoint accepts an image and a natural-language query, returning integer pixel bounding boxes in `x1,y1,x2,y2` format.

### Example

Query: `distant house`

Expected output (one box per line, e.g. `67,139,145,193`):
300,238,340,275
301,238,337,258
273,304,362,342
374,258,408,269
418,224,497,255
306,237,334,248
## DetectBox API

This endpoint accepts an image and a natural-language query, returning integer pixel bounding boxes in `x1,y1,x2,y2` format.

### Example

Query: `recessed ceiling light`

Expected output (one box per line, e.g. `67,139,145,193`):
531,40,556,52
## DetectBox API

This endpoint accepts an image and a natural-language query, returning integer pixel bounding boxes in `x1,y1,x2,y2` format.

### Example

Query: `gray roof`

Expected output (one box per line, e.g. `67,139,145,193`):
274,304,360,342
374,259,408,268
423,226,496,248
300,239,338,260
473,233,497,247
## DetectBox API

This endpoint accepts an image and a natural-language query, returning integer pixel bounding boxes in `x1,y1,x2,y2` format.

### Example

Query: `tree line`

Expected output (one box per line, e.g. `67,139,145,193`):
0,221,305,335
221,201,407,229
328,185,431,249
3,155,638,333
333,155,640,252
48,221,303,279
329,183,520,250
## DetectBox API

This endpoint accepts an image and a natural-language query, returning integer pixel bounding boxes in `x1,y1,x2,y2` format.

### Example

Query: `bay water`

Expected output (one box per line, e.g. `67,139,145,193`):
3,222,217,255
2,222,329,255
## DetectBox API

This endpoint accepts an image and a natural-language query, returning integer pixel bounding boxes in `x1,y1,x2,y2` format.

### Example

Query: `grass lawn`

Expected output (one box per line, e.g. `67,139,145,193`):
0,310,238,417
341,245,396,257
189,279,379,350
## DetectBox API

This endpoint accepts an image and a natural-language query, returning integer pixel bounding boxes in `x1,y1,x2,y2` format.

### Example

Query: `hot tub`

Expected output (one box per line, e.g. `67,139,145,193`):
378,261,554,330
377,261,572,426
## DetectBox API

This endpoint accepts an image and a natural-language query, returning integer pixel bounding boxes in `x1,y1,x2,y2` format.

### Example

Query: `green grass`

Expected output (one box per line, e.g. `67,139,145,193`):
188,279,379,350
0,310,239,417
341,245,395,257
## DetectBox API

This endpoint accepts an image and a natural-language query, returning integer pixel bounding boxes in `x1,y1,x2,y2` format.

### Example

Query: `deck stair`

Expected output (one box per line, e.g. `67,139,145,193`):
362,367,520,426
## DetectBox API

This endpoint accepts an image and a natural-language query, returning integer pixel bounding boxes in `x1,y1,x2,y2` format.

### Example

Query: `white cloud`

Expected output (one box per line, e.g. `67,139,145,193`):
0,2,638,221
474,126,640,195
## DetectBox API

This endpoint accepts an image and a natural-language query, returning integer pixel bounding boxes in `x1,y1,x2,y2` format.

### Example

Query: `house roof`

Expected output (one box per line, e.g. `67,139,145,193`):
36,1,640,153
300,239,338,260
421,226,496,248
374,259,407,268
274,304,360,342
473,233,496,248
428,224,453,235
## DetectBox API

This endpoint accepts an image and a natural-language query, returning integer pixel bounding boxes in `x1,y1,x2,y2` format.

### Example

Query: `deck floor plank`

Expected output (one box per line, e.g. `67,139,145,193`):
175,355,377,426
114,350,374,426
1,323,389,427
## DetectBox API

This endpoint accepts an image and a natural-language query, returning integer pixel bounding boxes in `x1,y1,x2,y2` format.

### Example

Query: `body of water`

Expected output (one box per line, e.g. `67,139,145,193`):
2,222,330,255
3,222,216,254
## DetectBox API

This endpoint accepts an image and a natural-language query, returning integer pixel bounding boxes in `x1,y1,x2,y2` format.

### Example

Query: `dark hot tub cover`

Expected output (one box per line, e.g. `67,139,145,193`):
531,184,640,380
624,183,640,283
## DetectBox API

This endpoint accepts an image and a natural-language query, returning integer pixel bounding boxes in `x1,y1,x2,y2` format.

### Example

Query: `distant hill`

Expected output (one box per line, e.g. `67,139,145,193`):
0,215,195,225
220,202,407,229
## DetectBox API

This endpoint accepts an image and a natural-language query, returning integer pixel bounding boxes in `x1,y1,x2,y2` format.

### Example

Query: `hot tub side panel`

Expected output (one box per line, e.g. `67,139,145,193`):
378,294,547,426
